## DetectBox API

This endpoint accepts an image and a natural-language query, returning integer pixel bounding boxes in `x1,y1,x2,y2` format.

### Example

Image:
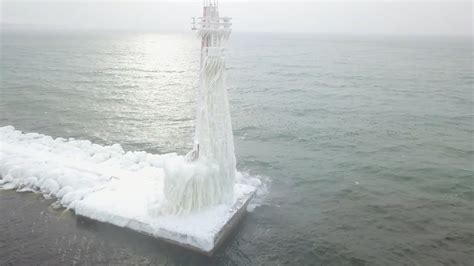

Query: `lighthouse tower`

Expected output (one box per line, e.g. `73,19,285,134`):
190,0,236,204
160,0,236,215
191,0,234,164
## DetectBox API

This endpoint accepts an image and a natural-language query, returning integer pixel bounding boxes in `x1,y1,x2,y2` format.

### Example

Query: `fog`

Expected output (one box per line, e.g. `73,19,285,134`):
1,1,472,36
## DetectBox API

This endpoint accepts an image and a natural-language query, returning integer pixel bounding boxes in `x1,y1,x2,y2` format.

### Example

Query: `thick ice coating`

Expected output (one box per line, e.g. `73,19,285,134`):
0,126,261,252
161,54,236,215
160,4,236,215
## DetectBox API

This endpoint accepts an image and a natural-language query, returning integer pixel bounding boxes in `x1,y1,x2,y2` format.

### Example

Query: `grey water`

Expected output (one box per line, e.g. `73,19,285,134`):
1,31,473,265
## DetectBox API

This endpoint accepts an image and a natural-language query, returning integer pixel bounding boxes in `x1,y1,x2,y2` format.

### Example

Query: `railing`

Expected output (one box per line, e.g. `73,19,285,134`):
191,17,232,30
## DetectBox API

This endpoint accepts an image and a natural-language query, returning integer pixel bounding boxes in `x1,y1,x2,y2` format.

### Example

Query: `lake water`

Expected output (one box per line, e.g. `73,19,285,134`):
1,31,473,265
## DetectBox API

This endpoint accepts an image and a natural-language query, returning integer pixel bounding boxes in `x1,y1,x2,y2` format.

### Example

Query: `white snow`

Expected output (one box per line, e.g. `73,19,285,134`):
0,125,259,252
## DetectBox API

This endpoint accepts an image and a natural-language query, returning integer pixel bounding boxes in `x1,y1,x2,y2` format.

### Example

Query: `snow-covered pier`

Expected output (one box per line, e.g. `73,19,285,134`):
0,126,257,255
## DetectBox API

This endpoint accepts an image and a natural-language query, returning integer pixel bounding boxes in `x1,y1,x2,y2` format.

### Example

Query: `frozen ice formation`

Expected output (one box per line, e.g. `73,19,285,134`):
161,54,236,215
0,125,265,251
0,125,266,210
0,125,170,209
161,4,236,215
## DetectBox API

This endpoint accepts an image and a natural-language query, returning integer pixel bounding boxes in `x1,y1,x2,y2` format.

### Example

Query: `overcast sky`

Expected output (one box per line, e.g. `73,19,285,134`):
1,1,472,36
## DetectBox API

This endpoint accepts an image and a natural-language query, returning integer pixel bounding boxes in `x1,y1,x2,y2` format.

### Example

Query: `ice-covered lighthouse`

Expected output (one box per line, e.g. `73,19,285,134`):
0,0,256,255
161,0,237,215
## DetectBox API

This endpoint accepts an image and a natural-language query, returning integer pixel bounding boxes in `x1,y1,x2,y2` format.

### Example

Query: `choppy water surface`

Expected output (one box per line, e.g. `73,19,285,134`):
1,31,473,265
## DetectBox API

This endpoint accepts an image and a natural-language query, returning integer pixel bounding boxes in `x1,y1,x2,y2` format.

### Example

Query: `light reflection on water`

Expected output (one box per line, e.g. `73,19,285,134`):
2,33,200,154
